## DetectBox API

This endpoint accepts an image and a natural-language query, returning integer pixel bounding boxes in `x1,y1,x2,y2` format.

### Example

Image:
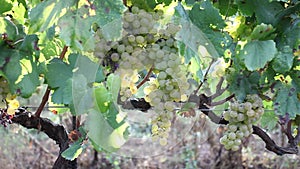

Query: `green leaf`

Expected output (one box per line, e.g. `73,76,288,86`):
72,74,94,115
240,40,277,71
236,0,283,25
46,58,73,88
19,34,39,54
250,23,276,40
274,84,300,119
175,3,220,58
57,6,94,51
157,0,172,6
52,78,73,104
70,54,105,83
16,71,40,98
260,110,278,131
61,127,87,160
214,0,237,17
85,109,129,152
46,54,104,105
130,0,157,11
93,0,125,41
61,142,84,161
106,74,121,103
189,1,226,30
0,0,13,14
28,0,77,33
227,71,260,101
3,52,22,91
0,17,18,40
271,46,294,74
94,85,111,113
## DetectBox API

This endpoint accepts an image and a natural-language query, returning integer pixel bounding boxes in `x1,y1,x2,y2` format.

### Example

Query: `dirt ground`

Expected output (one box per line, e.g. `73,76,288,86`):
0,112,299,169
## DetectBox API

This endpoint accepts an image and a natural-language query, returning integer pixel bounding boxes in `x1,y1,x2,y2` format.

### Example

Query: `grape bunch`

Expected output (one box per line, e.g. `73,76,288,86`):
93,6,191,145
220,94,264,151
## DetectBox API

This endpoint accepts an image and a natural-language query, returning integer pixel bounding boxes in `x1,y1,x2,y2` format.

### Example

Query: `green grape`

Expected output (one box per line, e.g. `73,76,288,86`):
94,6,191,146
159,137,168,146
228,124,237,132
230,111,238,118
111,53,119,62
221,94,264,151
231,145,240,151
135,36,144,44
228,132,236,140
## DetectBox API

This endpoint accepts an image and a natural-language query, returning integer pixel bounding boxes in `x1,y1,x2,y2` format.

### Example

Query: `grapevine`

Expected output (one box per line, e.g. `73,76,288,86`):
1,0,300,168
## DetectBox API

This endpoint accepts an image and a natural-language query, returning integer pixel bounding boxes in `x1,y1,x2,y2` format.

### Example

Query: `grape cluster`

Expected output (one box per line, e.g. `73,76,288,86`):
220,94,264,151
93,6,191,145
151,112,172,146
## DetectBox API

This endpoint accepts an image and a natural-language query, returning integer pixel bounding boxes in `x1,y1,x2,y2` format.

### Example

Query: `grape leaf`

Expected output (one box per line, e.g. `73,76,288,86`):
250,23,276,40
71,74,94,115
236,0,283,25
228,71,260,101
271,46,294,74
57,6,94,51
189,1,226,30
240,40,277,71
0,0,13,14
214,0,237,17
46,54,104,104
85,109,128,152
94,85,111,113
62,143,83,161
3,52,22,92
61,127,87,160
70,54,105,83
16,69,40,98
93,0,125,41
0,17,18,40
106,74,121,103
51,78,73,104
19,34,39,54
260,111,278,131
129,0,156,11
185,1,229,56
28,0,77,33
274,84,300,119
46,58,73,89
175,3,219,58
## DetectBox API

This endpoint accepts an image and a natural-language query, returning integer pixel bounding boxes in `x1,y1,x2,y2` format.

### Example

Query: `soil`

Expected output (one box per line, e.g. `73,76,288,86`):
0,113,299,169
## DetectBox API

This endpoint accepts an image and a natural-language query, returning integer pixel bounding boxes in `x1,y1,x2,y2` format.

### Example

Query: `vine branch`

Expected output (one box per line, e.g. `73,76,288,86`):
136,65,154,89
12,111,75,169
194,59,215,95
35,46,68,117
34,88,51,117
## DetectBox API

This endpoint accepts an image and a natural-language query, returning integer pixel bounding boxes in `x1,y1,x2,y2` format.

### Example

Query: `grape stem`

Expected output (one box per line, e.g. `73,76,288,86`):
209,94,234,107
136,65,154,89
34,46,68,117
210,77,229,99
194,59,215,95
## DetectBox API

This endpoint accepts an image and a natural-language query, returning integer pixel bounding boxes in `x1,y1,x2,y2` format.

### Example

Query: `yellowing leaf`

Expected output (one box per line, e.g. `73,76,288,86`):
6,93,17,101
8,99,19,109
7,107,15,115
